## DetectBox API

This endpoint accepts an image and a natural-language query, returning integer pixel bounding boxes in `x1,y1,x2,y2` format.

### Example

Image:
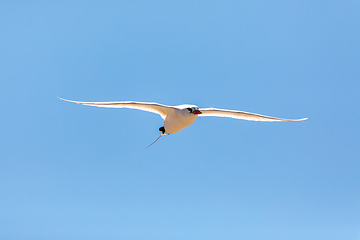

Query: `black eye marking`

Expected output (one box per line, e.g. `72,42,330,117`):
187,108,193,113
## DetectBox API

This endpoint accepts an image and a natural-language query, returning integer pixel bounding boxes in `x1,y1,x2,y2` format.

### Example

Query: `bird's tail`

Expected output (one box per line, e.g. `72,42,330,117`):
145,134,163,149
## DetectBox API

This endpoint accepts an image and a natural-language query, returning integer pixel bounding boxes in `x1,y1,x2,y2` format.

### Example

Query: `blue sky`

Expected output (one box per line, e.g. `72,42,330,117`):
1,1,359,239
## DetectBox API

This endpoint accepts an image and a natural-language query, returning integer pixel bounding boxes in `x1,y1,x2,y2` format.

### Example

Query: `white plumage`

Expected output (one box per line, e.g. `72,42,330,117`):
60,98,307,136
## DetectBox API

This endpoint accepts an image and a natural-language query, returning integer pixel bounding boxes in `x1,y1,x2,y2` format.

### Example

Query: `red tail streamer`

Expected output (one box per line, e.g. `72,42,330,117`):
145,134,163,149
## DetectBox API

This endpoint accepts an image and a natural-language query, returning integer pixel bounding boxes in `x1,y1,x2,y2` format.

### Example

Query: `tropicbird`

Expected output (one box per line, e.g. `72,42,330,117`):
59,98,307,147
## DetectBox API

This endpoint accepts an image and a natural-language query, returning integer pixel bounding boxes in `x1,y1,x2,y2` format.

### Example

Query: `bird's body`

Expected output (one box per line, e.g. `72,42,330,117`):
163,105,198,134
59,98,307,139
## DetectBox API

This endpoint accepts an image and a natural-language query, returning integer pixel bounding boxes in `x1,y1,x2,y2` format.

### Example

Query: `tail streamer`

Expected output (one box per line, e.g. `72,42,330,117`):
145,134,163,149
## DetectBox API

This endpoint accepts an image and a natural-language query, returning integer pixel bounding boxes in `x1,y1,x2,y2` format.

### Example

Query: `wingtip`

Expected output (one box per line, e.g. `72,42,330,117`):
58,97,78,104
294,117,308,121
281,117,308,122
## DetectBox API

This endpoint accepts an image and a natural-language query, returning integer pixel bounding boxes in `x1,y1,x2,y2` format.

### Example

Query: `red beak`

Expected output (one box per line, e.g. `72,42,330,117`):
193,109,202,115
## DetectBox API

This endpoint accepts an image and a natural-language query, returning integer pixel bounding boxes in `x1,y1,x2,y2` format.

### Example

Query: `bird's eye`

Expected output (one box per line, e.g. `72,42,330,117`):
187,108,192,113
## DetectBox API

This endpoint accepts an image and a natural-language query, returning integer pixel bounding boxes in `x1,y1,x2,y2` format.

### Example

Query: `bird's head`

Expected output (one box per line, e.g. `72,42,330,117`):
179,105,202,115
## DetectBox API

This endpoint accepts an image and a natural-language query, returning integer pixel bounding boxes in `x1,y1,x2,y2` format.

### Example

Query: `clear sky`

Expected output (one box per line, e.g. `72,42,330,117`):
1,1,359,240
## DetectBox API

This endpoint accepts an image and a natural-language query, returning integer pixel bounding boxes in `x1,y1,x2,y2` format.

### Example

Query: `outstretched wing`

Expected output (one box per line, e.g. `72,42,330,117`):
59,98,174,119
199,108,307,122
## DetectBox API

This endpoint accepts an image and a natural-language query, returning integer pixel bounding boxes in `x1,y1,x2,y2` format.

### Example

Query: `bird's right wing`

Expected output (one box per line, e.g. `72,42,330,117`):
199,108,307,122
59,98,175,119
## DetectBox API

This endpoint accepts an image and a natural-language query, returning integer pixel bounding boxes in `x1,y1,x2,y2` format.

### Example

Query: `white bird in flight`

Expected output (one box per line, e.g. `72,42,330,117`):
59,98,307,147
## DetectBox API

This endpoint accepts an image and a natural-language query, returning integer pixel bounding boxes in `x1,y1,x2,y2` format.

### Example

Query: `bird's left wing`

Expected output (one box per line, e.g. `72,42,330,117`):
59,98,174,119
199,108,307,122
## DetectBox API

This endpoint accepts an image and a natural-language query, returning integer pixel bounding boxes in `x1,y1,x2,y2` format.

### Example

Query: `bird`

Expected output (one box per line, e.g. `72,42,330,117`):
59,98,307,147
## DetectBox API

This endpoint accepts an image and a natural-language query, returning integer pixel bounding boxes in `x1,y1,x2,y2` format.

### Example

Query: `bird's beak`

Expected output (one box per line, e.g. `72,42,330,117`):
193,110,202,115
